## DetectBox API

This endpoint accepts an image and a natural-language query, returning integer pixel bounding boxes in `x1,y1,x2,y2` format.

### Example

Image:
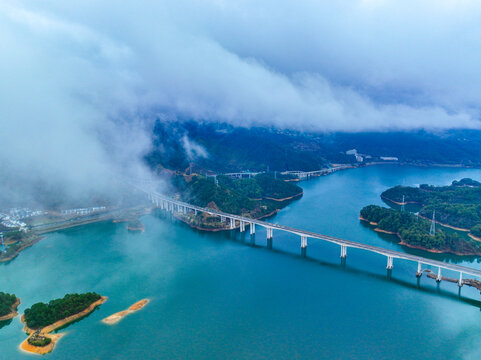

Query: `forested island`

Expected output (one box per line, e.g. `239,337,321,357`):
24,292,102,329
360,205,481,254
0,292,20,320
21,292,106,355
168,173,303,230
360,178,481,254
381,178,481,240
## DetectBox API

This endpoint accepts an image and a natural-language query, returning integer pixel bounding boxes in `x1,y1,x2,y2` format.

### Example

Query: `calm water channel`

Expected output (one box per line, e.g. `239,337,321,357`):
2,165,481,359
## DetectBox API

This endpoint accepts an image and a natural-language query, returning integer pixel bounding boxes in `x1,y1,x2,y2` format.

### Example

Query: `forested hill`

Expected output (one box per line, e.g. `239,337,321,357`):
380,178,481,237
360,205,481,255
172,173,302,218
145,120,481,174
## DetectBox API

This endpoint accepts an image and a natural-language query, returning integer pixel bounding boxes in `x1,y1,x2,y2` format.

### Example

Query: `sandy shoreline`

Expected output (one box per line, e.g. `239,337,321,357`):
264,192,303,202
20,296,107,355
0,298,21,321
102,299,150,325
468,233,481,242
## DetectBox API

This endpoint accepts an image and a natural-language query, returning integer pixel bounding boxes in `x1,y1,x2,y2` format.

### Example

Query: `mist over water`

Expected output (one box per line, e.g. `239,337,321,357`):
2,166,481,359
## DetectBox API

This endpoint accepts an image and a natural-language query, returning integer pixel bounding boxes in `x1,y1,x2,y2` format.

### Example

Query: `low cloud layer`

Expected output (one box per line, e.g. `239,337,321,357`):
1,0,481,205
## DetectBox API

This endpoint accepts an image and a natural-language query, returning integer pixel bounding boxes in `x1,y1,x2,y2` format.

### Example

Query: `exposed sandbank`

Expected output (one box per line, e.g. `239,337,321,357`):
102,299,150,325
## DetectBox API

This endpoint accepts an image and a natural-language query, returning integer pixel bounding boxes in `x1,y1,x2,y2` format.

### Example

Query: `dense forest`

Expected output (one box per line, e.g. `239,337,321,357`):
173,173,302,218
381,178,481,234
0,292,18,317
360,205,481,254
24,293,101,329
146,120,481,174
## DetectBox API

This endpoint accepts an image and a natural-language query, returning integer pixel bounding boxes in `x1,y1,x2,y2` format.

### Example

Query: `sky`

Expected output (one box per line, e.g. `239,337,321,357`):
1,0,481,206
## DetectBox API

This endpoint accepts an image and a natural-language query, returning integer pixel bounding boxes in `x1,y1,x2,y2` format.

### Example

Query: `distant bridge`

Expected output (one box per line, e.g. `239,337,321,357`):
141,189,481,287
281,165,354,179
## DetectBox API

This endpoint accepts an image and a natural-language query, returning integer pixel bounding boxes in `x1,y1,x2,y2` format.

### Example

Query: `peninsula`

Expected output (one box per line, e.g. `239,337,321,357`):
20,293,106,355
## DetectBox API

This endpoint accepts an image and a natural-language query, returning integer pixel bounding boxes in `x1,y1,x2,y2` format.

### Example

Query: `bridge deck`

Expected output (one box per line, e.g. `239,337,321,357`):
150,192,481,279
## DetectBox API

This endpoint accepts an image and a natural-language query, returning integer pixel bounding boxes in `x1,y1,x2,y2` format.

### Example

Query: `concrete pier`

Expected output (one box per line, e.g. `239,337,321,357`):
266,227,273,240
301,235,308,248
386,256,393,270
416,262,422,277
250,223,255,235
340,245,347,258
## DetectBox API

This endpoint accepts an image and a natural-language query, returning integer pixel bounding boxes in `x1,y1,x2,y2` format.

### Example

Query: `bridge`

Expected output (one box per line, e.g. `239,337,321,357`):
281,165,354,180
142,189,481,287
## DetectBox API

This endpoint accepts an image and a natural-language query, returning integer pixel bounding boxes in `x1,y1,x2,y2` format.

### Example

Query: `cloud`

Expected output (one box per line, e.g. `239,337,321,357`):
1,0,481,204
181,136,208,161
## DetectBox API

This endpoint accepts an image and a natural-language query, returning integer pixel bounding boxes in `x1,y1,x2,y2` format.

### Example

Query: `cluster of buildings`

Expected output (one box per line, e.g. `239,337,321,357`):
345,149,398,163
60,206,107,216
0,208,50,230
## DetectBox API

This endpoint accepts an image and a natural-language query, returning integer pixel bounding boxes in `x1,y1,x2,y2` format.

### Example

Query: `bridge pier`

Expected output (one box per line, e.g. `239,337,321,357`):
301,235,308,249
250,223,255,235
436,267,442,282
229,218,235,230
340,245,347,258
239,221,245,232
416,262,422,277
458,272,463,287
266,227,273,240
386,256,393,270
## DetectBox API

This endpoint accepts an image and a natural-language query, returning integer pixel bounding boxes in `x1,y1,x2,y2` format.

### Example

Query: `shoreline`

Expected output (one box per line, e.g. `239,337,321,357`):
20,296,107,355
359,216,481,256
102,299,150,325
468,233,481,242
1,206,151,264
0,298,21,321
264,192,303,202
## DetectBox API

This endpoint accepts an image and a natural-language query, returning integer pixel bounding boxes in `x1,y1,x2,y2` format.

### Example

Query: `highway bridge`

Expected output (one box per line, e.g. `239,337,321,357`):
281,165,354,179
144,189,481,287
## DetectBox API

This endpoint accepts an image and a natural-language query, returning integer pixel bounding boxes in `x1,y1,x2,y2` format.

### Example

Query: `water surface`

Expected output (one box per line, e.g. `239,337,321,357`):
2,165,481,359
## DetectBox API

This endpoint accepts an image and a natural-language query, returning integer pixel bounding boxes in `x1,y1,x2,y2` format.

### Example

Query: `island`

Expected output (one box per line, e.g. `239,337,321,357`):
20,293,107,355
102,299,150,325
0,292,20,321
360,177,481,255
168,173,303,230
381,178,481,240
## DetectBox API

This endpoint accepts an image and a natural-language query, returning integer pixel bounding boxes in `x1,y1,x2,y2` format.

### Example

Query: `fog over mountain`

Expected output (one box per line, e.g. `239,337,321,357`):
2,0,481,205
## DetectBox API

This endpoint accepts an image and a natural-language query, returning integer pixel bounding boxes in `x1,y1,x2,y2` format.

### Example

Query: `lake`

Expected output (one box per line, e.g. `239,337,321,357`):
2,165,481,359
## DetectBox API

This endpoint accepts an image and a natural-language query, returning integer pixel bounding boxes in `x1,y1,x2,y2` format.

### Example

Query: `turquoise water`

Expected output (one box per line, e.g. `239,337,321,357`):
2,165,481,359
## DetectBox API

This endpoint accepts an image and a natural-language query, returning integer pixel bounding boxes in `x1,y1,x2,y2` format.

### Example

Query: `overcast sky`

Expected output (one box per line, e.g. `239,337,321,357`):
2,0,481,205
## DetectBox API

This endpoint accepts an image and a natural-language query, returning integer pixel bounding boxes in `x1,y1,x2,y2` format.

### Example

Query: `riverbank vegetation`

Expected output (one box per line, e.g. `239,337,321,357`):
381,178,481,237
24,293,101,329
0,292,18,317
360,205,481,254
